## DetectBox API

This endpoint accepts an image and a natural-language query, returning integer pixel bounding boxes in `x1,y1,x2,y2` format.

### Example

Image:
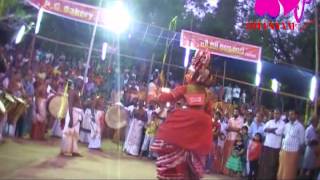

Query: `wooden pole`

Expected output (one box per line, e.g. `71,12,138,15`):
222,60,227,87
314,2,319,114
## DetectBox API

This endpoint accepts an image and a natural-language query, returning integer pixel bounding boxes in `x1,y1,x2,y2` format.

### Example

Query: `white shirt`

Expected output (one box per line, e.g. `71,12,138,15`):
232,87,241,98
282,120,305,152
305,124,318,145
225,86,232,99
263,119,285,149
241,92,246,103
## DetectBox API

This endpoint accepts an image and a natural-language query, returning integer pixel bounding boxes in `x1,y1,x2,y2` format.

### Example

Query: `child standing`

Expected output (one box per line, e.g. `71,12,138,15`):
140,112,160,158
248,133,262,180
241,126,249,177
226,133,245,177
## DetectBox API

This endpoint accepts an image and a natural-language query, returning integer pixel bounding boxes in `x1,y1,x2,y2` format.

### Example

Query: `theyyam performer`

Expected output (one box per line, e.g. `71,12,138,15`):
150,50,215,180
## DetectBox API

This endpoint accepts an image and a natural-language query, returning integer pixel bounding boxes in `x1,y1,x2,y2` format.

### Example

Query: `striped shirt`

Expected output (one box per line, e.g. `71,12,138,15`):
282,120,305,152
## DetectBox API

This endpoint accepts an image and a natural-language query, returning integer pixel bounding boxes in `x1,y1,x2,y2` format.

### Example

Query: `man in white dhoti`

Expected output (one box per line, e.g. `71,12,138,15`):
79,106,92,144
123,101,147,156
60,79,84,157
88,109,104,150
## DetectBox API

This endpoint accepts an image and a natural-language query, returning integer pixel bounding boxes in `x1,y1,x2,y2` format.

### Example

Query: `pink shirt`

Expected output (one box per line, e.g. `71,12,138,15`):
227,116,244,141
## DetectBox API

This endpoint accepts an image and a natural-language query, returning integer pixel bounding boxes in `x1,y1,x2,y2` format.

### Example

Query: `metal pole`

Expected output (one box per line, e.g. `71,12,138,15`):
314,2,319,114
222,60,227,87
84,0,103,84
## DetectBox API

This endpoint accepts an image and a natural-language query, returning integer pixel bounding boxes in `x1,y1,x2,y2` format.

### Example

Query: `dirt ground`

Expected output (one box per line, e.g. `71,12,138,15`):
0,138,232,179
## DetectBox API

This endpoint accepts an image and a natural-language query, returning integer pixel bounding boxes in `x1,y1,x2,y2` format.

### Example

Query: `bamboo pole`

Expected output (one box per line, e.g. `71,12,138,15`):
314,2,319,114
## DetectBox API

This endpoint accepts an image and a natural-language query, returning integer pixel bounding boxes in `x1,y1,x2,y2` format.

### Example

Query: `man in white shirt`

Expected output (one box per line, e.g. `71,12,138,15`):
301,115,319,178
241,90,246,104
232,85,241,104
224,84,232,103
222,108,244,175
258,109,285,180
277,110,305,180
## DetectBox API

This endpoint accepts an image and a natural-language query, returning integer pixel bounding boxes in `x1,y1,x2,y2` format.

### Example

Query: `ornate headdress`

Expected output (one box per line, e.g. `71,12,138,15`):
185,50,215,86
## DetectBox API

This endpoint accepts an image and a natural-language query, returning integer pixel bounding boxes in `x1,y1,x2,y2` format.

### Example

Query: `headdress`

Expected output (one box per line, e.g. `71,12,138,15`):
185,50,215,86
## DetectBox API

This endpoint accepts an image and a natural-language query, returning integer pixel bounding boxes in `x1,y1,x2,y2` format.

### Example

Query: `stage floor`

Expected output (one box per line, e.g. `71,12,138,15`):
0,137,233,179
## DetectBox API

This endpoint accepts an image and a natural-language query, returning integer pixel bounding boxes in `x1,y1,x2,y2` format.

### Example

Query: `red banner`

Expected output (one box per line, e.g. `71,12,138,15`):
27,0,100,26
180,30,262,63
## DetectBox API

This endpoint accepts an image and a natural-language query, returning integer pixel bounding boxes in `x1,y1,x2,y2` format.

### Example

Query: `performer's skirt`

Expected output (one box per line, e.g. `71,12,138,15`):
258,146,280,180
226,154,243,173
151,139,204,180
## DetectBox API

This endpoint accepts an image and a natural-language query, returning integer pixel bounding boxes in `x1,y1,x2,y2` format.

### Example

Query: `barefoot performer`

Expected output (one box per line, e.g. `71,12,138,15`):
151,50,216,180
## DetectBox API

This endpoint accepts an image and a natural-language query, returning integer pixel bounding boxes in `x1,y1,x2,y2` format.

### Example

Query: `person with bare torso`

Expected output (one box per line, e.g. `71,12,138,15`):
60,79,84,157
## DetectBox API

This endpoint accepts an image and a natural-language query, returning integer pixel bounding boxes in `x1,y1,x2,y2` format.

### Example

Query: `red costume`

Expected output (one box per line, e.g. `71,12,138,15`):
151,50,215,180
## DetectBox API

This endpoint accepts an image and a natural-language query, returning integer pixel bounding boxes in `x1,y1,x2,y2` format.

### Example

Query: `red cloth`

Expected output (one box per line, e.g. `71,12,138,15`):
150,139,204,180
156,85,213,155
248,141,262,161
31,121,45,140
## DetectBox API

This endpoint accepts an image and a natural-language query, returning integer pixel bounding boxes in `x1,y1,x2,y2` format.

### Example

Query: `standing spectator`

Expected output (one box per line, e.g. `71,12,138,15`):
22,70,34,136
301,115,319,178
241,126,249,176
232,85,241,104
140,112,160,158
222,108,244,175
226,133,245,177
123,101,147,156
224,83,232,103
247,133,263,180
258,109,285,180
31,83,47,140
277,110,305,180
241,90,246,104
205,111,221,173
248,112,265,139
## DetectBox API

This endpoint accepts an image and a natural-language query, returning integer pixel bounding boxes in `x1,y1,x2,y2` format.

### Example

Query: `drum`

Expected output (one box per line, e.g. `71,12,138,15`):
105,105,128,129
7,97,28,124
0,92,16,114
48,95,68,119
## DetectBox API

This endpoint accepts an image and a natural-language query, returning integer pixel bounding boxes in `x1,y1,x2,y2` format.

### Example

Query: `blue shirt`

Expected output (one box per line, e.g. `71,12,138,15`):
249,120,265,139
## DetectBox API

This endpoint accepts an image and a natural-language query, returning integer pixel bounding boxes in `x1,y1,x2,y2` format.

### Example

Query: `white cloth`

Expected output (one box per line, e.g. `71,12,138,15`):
141,134,154,151
263,119,286,149
282,120,305,152
123,118,145,156
305,124,318,145
61,107,84,154
88,110,104,149
79,109,92,144
51,119,62,137
241,92,246,104
224,86,232,102
227,116,244,141
232,87,241,98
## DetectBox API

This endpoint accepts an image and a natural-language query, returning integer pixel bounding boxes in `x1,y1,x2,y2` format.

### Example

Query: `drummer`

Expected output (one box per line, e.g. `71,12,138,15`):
88,96,105,150
60,78,84,157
